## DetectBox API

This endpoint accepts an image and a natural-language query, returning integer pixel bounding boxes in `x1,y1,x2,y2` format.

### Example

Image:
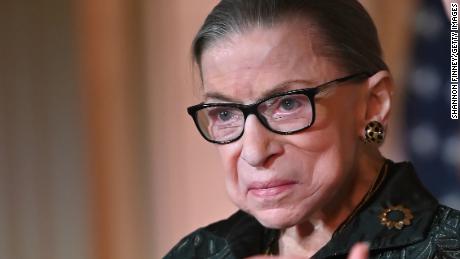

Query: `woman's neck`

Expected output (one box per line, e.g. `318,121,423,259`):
278,152,386,257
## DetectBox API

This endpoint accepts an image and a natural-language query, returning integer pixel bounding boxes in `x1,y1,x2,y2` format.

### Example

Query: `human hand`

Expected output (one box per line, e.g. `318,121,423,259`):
246,242,369,259
347,242,369,259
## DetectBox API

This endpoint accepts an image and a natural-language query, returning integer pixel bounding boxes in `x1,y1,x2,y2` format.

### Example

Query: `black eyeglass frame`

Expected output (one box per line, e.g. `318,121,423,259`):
187,72,371,144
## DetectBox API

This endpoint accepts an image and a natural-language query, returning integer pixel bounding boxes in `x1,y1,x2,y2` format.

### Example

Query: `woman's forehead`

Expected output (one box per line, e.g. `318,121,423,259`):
200,23,340,102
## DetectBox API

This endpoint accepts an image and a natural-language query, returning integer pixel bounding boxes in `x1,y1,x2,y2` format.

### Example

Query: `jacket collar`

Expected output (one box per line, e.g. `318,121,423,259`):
313,160,438,258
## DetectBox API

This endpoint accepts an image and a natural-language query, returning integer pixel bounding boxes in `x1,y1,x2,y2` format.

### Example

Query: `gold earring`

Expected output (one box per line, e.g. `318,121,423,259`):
364,121,385,144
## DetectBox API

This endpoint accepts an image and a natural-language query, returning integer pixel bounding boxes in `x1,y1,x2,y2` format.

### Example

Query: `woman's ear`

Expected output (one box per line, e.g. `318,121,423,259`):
364,71,394,127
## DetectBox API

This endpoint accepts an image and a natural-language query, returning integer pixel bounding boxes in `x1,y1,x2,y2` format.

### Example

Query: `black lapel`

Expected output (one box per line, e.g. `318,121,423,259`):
313,160,438,258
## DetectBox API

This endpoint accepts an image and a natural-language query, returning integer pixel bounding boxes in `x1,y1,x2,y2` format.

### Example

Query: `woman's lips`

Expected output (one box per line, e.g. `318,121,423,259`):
247,180,297,197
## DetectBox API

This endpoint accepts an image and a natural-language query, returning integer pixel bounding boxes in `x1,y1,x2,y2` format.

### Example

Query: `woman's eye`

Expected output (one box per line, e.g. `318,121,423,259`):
208,108,238,123
280,97,299,111
218,110,232,121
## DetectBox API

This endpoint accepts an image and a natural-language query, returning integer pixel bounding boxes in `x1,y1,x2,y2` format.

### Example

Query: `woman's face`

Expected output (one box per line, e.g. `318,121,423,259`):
200,22,365,228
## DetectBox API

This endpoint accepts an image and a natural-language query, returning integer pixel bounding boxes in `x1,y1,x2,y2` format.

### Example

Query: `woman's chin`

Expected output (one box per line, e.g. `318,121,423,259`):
250,208,305,229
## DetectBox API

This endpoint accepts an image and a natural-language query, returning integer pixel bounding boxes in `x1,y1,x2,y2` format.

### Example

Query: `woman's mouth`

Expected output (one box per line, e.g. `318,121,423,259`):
247,180,298,198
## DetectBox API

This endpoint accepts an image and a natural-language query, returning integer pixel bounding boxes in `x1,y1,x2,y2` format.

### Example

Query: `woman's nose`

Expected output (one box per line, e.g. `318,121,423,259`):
240,115,283,168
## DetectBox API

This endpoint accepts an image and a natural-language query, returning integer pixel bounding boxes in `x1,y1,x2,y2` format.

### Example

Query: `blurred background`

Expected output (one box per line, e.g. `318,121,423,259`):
0,0,458,258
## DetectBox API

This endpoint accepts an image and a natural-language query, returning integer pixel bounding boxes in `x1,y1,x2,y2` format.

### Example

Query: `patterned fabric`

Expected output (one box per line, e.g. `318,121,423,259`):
164,161,460,258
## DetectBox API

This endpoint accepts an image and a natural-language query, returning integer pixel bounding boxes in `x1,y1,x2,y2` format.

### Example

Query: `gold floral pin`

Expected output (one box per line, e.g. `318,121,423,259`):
379,205,414,230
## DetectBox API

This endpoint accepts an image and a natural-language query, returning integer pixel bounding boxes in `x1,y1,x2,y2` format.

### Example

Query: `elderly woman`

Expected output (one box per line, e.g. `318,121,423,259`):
165,0,460,258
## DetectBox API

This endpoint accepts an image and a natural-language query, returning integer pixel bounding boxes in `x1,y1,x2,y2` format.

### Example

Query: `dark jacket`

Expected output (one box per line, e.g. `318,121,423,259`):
165,161,460,258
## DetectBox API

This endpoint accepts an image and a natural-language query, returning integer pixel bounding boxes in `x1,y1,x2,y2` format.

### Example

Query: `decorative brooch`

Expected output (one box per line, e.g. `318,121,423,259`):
379,205,414,230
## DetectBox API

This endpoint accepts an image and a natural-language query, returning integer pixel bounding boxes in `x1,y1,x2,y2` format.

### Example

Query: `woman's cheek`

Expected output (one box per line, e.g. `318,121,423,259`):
217,144,245,195
226,182,248,210
217,144,241,173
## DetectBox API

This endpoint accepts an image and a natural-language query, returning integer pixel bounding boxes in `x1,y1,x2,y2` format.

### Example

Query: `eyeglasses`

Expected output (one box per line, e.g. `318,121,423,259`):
187,72,370,144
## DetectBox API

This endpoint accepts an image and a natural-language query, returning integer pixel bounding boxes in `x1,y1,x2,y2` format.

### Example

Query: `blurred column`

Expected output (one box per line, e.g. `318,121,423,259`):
75,0,151,259
0,1,89,259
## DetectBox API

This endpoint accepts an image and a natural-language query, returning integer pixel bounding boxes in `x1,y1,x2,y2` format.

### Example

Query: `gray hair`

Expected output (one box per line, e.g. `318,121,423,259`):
192,0,388,75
